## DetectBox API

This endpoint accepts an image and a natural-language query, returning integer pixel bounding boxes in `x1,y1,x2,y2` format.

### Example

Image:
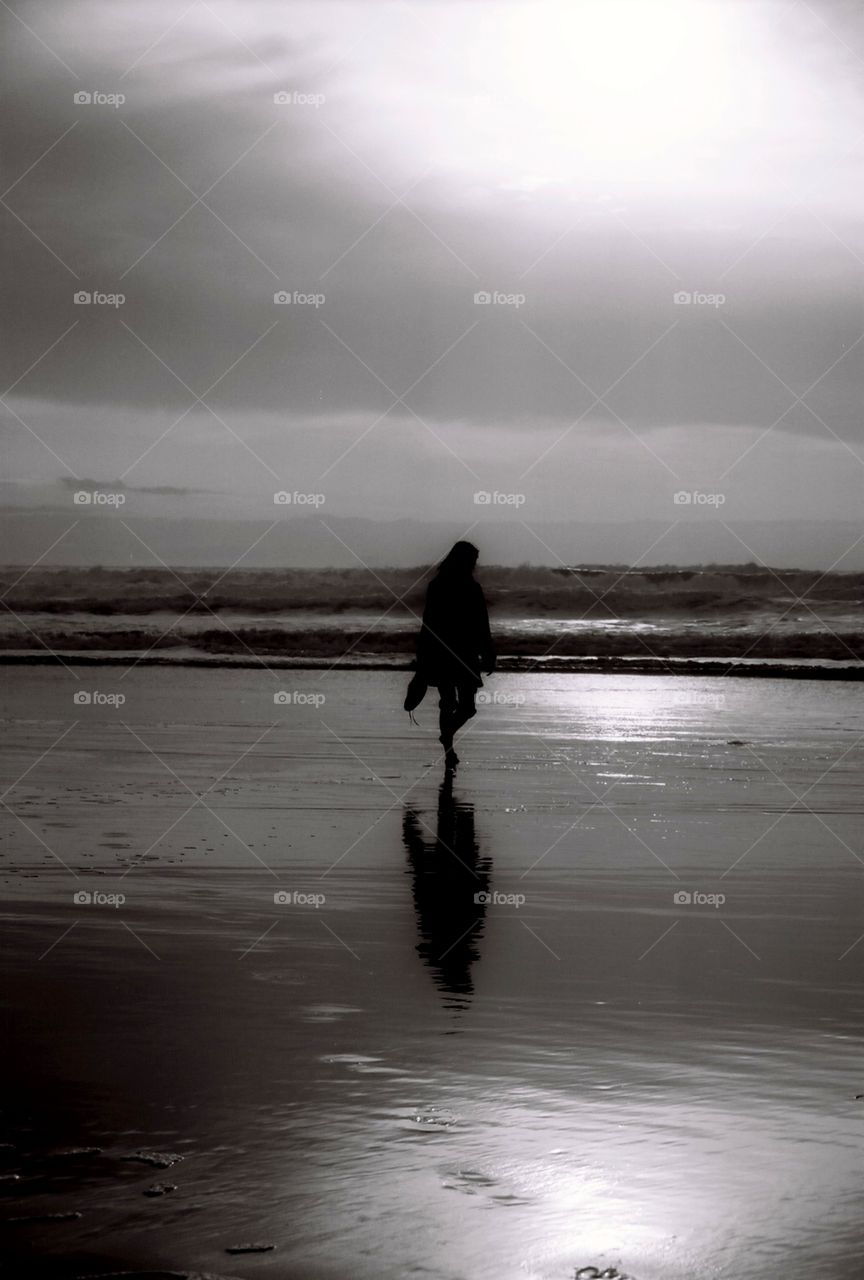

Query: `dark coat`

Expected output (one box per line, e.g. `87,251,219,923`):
416,574,495,688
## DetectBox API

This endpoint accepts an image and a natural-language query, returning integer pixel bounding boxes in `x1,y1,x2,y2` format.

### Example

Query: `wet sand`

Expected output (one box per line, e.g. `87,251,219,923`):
2,668,864,1279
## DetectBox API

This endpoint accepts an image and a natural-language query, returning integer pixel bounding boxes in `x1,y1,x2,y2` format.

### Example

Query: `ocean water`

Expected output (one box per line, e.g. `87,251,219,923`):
0,563,861,662
1,606,862,668
1,669,863,1279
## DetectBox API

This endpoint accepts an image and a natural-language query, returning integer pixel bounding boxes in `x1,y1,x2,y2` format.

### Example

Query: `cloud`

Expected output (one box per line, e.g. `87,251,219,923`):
2,0,862,561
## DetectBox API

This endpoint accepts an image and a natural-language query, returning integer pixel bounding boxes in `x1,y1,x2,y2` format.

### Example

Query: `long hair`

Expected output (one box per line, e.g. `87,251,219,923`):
435,540,479,578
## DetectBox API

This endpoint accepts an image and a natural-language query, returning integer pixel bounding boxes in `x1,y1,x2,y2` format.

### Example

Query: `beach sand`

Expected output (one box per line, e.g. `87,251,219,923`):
2,667,864,1279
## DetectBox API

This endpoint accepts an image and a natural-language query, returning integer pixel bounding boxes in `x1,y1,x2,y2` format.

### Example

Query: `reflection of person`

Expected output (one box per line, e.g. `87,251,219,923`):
402,773,491,1005
415,541,495,769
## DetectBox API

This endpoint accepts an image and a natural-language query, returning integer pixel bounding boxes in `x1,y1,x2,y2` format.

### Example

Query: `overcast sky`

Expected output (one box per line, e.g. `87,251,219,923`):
2,0,863,566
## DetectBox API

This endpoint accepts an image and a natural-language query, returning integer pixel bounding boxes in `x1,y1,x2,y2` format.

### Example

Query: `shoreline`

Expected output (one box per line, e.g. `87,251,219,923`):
2,650,863,679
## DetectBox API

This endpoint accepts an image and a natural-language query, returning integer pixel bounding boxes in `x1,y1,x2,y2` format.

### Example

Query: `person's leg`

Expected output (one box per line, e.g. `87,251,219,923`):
450,682,477,737
438,684,457,749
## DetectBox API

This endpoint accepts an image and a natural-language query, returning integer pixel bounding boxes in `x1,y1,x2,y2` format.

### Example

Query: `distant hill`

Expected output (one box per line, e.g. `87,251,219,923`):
1,511,863,570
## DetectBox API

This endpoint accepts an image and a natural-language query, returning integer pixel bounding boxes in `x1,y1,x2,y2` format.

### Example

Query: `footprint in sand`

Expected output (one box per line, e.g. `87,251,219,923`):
123,1150,183,1170
399,1105,460,1134
440,1162,536,1206
442,1167,497,1192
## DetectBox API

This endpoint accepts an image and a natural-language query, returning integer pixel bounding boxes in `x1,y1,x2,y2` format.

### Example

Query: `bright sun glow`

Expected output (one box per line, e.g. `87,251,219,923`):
472,0,737,188
327,0,846,209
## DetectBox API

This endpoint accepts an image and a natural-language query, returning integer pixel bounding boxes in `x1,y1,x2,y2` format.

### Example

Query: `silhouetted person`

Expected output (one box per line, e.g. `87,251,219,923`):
415,541,495,769
402,772,491,1006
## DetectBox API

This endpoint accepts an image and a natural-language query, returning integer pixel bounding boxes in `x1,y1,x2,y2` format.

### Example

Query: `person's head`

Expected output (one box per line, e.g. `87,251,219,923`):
437,540,479,577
